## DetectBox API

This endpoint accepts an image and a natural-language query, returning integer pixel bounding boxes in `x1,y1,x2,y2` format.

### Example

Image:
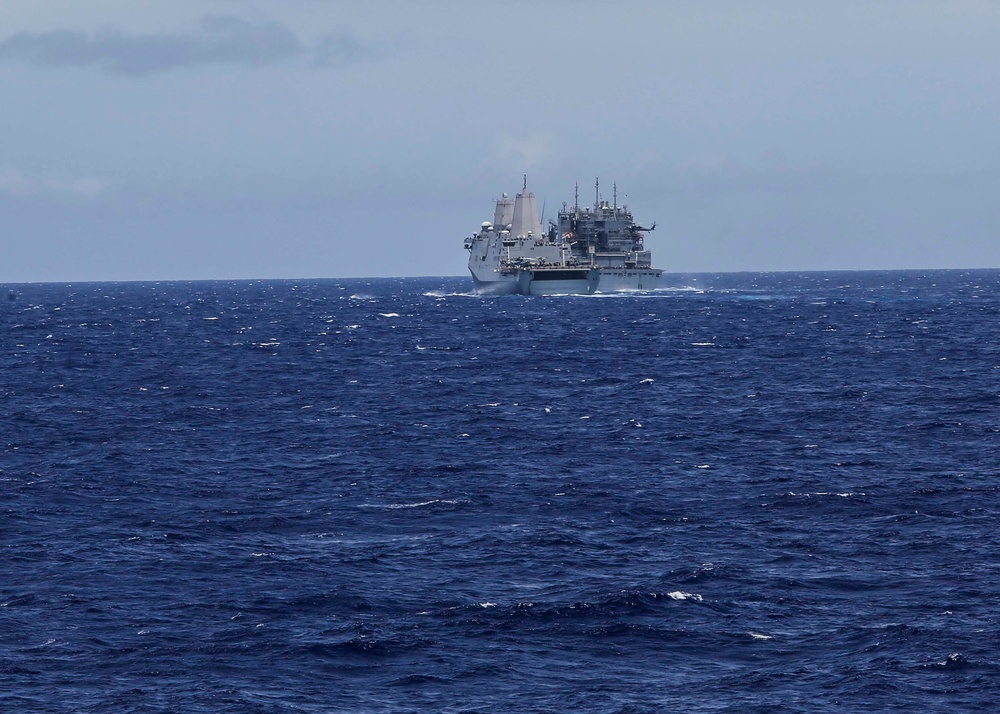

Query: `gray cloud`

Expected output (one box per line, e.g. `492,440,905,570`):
313,31,380,68
0,16,376,75
0,166,106,199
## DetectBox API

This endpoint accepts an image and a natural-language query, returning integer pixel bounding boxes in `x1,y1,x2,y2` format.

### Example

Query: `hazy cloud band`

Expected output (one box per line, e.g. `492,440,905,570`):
0,166,105,199
0,16,374,75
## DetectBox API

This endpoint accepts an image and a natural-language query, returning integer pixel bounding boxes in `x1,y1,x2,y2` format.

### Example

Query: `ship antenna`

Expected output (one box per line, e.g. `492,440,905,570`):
574,182,579,217
523,173,527,191
595,177,599,209
613,182,617,211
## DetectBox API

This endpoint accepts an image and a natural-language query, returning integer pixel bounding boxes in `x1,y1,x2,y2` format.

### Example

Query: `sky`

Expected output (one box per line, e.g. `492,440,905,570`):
1,0,998,282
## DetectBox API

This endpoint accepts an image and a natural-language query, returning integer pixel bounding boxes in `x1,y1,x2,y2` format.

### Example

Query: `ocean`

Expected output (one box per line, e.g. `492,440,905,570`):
2,270,998,713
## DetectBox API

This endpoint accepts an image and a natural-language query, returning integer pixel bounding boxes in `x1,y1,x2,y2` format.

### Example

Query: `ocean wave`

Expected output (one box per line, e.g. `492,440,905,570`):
4,271,999,711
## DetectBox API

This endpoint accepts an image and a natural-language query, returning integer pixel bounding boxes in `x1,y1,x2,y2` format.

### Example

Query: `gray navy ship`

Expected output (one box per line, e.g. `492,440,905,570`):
464,177,662,295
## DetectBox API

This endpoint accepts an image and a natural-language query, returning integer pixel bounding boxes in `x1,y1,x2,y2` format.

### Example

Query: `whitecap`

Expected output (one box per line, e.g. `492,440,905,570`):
422,290,477,298
362,499,442,510
749,632,773,640
667,591,703,601
379,313,401,318
809,491,865,497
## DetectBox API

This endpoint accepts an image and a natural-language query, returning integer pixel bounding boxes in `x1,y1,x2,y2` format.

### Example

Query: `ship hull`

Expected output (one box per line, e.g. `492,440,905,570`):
593,268,662,292
471,267,658,295
470,271,519,295
471,268,600,295
518,267,599,295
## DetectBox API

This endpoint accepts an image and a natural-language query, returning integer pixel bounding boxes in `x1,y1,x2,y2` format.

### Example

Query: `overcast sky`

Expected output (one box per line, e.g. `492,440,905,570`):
2,0,998,282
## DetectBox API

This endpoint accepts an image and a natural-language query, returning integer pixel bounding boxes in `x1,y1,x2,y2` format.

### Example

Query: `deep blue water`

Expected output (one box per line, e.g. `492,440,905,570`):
2,270,999,713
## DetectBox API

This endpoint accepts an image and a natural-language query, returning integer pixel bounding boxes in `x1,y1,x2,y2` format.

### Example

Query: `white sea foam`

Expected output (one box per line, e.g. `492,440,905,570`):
365,499,460,510
788,491,865,497
749,632,773,640
667,591,703,601
358,499,438,510
576,286,704,297
389,500,440,509
379,313,401,318
422,291,477,298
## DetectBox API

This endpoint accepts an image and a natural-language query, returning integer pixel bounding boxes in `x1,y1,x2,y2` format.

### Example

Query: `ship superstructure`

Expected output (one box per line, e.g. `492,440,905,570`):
464,177,662,295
